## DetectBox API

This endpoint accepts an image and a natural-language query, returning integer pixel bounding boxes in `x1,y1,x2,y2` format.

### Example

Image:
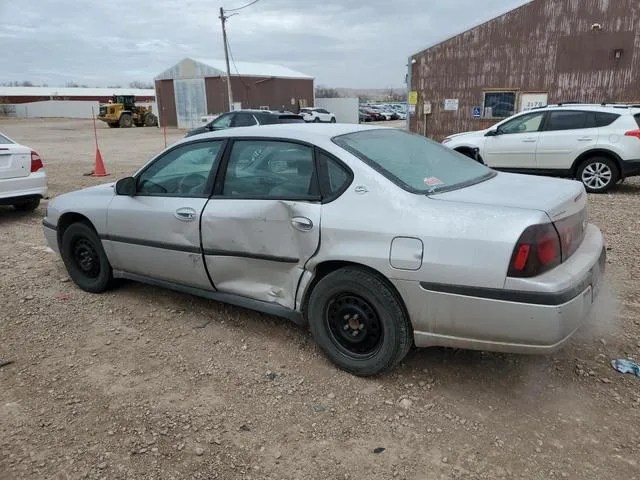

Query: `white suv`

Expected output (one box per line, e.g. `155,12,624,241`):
300,108,336,123
442,104,640,193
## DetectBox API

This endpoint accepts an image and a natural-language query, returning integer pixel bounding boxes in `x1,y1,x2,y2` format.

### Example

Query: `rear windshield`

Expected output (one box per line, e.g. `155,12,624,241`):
0,133,14,144
635,114,640,128
332,129,495,194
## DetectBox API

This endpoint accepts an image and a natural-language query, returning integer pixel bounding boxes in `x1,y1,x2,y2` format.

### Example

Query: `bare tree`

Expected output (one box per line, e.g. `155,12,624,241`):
315,86,341,98
0,97,15,117
129,81,154,89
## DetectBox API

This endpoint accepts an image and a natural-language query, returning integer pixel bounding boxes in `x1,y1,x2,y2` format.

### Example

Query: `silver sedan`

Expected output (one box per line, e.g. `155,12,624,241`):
43,124,605,376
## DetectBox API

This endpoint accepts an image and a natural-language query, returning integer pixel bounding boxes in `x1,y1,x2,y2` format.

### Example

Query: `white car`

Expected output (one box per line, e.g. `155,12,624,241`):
442,103,640,193
300,108,336,123
0,131,47,211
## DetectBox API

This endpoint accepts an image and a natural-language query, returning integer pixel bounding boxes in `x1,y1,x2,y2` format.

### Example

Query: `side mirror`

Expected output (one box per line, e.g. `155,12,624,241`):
115,176,136,196
485,129,501,137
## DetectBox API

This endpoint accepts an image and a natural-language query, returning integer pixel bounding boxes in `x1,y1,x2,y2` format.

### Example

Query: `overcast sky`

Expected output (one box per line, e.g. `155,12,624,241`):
0,0,528,89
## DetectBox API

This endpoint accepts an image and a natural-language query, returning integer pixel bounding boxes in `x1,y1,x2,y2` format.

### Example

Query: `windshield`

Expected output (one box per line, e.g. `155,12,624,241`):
332,129,495,194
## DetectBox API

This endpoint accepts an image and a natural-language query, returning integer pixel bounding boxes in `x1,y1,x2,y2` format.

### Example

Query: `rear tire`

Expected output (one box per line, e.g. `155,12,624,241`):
13,198,40,212
330,117,336,123
577,157,619,193
60,222,114,293
119,114,133,128
313,117,320,123
307,267,413,376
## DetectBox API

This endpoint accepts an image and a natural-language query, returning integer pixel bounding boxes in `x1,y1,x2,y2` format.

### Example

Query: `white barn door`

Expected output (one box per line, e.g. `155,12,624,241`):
174,78,207,129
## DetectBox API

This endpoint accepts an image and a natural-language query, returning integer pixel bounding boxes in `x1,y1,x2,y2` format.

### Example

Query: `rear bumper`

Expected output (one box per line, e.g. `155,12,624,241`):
0,171,47,203
394,225,606,354
621,159,640,178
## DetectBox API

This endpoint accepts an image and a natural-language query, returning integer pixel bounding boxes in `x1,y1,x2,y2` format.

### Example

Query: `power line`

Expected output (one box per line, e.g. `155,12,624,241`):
226,34,252,91
226,0,262,12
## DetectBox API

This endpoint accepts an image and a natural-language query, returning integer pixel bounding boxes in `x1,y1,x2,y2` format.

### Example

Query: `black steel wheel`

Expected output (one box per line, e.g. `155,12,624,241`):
308,267,413,376
326,294,384,358
60,222,114,293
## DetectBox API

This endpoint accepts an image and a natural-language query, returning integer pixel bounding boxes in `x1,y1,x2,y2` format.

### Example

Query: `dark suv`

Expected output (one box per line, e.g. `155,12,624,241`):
185,109,305,138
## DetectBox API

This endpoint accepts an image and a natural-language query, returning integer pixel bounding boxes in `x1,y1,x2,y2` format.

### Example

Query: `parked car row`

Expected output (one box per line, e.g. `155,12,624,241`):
442,103,640,193
360,103,407,122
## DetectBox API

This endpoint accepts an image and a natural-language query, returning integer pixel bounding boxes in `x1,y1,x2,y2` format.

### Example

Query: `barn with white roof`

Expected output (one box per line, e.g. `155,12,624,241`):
154,57,314,128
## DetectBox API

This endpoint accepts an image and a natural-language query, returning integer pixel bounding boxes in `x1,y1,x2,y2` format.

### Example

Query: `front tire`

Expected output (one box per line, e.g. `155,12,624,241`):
307,267,413,376
13,198,40,212
119,114,133,128
577,157,619,193
60,222,114,293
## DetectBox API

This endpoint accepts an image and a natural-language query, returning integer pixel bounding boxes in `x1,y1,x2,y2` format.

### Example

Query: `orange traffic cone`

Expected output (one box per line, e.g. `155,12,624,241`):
90,148,108,177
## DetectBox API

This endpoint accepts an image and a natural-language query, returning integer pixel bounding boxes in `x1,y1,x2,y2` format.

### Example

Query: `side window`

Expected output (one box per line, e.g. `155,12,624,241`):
594,112,620,127
317,150,351,199
222,140,317,199
499,112,545,135
317,109,329,114
211,113,233,130
137,141,223,197
544,111,589,131
233,113,258,127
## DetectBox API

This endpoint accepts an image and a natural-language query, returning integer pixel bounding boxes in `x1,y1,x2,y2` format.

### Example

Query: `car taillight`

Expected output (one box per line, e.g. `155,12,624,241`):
508,223,561,278
624,129,640,139
554,209,587,262
30,151,43,172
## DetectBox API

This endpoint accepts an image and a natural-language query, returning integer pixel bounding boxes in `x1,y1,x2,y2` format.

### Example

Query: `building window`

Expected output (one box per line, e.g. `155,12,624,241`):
483,91,516,119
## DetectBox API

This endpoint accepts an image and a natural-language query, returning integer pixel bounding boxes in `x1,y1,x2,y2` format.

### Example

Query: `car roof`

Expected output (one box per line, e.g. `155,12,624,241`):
532,104,640,114
182,123,392,144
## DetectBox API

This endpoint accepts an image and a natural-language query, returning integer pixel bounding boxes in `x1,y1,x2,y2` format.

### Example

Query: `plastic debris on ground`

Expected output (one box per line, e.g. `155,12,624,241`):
611,358,640,377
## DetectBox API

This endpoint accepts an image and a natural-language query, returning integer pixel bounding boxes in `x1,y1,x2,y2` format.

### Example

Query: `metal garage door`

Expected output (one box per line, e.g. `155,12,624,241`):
174,78,206,129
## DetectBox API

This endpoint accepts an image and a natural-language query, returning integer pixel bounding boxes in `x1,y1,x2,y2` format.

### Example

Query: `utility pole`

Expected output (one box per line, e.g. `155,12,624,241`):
219,7,234,111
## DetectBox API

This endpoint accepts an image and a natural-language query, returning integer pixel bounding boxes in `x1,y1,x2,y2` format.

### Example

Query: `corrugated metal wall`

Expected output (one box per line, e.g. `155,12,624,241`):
155,80,177,128
205,76,314,115
410,0,640,140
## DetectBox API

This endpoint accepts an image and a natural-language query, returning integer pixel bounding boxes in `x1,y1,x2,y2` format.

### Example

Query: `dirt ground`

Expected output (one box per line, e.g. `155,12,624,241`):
1,118,639,480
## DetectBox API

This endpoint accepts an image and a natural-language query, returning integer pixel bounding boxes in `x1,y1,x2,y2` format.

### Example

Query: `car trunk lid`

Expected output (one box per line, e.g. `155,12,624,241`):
432,171,589,264
0,143,32,180
431,171,586,220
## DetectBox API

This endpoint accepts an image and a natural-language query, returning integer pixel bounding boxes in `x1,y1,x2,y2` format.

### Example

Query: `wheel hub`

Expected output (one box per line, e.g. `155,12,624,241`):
73,239,100,278
582,162,612,189
327,294,383,357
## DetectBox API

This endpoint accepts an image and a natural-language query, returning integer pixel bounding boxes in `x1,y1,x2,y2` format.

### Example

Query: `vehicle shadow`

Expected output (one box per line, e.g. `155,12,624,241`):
0,205,44,224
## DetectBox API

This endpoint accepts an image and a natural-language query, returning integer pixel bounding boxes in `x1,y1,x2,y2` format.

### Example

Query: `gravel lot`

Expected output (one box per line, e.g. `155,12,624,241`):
1,118,639,480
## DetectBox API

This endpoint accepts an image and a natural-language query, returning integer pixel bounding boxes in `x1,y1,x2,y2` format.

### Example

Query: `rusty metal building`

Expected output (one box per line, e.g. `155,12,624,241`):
155,58,314,129
408,0,640,141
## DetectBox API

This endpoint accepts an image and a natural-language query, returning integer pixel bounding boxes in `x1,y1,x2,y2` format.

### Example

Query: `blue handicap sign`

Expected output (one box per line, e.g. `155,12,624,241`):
472,106,482,118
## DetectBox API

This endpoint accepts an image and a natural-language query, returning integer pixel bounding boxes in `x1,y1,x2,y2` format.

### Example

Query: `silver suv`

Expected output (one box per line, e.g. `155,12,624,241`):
443,103,640,193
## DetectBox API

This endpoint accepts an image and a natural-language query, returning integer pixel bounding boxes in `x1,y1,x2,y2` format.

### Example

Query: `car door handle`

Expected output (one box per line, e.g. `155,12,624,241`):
174,207,197,221
522,138,538,143
578,137,594,141
291,216,313,231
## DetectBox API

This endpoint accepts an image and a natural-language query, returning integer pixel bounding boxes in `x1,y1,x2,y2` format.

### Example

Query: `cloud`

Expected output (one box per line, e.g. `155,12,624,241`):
0,0,530,88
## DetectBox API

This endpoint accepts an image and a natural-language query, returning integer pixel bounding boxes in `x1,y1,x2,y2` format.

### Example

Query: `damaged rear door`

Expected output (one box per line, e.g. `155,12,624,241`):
201,139,321,309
